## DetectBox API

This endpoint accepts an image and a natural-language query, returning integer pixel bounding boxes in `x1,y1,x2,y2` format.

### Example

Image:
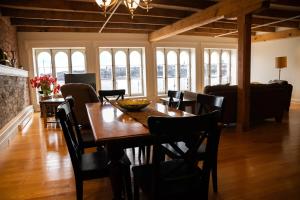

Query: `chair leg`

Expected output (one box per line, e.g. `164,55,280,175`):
122,164,133,200
133,176,139,200
75,180,83,200
212,163,218,193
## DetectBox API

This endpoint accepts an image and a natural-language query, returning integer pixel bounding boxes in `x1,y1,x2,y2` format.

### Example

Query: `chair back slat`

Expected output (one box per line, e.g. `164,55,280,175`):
167,90,183,109
197,93,224,116
147,111,221,199
98,89,125,104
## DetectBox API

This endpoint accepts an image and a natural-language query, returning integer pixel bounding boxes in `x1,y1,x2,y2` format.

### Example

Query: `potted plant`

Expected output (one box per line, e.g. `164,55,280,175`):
30,75,61,100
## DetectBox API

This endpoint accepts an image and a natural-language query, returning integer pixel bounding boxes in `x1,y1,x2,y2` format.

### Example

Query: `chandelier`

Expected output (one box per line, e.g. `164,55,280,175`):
96,0,152,18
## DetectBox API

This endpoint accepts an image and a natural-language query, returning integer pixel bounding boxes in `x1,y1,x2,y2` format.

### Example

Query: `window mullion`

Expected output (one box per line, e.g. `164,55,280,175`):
68,49,72,73
188,49,191,91
50,49,56,78
111,48,116,90
229,50,232,84
140,48,144,96
177,49,180,91
208,49,211,86
126,49,131,96
219,49,222,85
164,48,168,94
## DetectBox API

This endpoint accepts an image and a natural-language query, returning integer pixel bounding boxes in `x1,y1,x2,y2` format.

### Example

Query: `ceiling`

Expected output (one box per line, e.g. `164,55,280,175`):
0,0,299,38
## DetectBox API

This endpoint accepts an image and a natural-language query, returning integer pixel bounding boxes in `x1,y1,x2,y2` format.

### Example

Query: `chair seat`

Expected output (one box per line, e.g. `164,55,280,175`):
81,150,110,180
132,159,203,199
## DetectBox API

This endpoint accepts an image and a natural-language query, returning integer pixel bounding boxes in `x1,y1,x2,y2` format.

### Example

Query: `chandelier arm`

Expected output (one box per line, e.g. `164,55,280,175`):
99,0,122,33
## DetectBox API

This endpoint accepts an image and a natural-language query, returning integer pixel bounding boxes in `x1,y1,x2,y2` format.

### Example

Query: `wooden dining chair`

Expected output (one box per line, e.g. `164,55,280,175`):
132,111,221,200
57,101,132,200
98,89,125,104
167,90,184,110
195,93,224,193
65,96,96,153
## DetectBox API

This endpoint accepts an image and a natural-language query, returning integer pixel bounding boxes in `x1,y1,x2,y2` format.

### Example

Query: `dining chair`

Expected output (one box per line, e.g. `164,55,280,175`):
195,93,224,193
57,101,132,200
61,83,100,127
98,89,125,104
167,90,184,110
132,111,221,200
65,96,96,153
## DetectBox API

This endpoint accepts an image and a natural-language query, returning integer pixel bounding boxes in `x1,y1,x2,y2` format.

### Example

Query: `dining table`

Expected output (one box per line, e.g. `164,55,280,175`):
86,101,193,199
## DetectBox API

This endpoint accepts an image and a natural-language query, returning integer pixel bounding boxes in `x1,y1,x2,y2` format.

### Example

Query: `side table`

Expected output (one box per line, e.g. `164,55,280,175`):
40,98,65,128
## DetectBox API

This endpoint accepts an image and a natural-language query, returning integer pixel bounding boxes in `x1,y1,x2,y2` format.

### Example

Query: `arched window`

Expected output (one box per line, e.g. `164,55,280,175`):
37,52,52,76
54,51,69,84
156,50,165,94
167,50,177,91
130,51,142,95
210,51,220,86
71,51,85,73
179,51,190,90
114,51,128,92
221,51,230,84
100,51,113,90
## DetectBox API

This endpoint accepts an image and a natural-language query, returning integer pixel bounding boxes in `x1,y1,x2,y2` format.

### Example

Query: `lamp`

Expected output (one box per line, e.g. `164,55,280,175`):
275,56,287,80
96,0,152,18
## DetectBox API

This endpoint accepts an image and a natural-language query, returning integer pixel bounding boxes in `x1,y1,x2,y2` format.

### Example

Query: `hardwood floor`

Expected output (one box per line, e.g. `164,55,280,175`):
0,104,299,200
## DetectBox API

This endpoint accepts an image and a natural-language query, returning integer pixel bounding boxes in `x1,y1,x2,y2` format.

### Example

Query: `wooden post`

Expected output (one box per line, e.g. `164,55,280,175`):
237,14,252,131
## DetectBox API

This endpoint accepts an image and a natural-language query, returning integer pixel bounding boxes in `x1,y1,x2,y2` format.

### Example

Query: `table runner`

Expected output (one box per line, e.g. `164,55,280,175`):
110,101,169,127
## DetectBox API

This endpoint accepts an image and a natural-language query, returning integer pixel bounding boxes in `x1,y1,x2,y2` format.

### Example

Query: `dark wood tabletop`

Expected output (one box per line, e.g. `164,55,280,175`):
86,102,193,147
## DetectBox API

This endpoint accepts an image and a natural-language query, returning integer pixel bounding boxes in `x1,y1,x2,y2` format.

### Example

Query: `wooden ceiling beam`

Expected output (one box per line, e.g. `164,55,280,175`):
0,0,192,19
10,18,163,30
202,22,275,32
1,8,177,25
252,28,300,42
16,26,153,33
149,0,269,42
255,8,300,19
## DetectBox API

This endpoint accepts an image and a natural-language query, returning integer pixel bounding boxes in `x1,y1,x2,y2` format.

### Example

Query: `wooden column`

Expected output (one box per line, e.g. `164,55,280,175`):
237,14,252,131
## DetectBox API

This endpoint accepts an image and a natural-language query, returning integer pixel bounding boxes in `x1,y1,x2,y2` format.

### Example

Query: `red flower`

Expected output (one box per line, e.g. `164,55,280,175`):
30,75,60,95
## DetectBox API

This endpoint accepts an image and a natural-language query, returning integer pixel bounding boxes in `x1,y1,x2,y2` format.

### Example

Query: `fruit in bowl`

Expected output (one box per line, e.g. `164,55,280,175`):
117,99,151,111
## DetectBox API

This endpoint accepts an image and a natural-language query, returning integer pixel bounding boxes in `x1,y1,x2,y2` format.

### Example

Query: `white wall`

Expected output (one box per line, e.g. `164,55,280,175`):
251,37,300,102
17,32,237,108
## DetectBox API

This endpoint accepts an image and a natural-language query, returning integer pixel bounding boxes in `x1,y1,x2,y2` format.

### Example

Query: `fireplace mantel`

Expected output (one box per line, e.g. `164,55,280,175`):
0,64,28,77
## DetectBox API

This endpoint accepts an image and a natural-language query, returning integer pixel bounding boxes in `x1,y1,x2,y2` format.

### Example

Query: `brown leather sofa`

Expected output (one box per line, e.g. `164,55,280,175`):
203,82,293,124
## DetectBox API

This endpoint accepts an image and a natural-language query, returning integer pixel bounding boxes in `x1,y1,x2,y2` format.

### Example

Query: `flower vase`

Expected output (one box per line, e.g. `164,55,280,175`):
39,90,52,100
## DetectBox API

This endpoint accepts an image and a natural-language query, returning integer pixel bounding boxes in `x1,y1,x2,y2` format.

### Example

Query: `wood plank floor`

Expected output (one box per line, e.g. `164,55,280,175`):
0,104,299,200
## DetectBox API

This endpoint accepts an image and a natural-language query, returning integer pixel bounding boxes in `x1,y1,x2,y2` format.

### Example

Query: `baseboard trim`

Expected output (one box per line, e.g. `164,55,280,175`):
291,99,300,104
0,105,33,150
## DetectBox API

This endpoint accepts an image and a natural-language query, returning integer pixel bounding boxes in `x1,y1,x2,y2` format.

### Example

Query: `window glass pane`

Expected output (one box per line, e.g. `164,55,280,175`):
210,51,220,86
72,51,85,73
55,51,69,85
115,51,128,92
221,51,230,84
167,51,177,91
100,51,113,90
37,52,52,76
156,50,165,94
180,51,189,90
130,51,142,95
204,50,209,86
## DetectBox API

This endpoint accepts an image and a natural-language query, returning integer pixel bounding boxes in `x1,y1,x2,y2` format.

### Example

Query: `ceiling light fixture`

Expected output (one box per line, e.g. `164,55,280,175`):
96,0,152,18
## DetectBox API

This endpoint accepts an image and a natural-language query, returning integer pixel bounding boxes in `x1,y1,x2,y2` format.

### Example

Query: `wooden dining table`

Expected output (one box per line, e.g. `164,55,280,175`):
86,101,193,199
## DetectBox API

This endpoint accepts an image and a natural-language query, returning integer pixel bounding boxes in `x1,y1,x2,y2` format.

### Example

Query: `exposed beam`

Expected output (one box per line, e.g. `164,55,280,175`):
16,26,152,33
149,0,269,42
0,0,193,19
10,18,163,30
1,8,178,25
252,28,300,42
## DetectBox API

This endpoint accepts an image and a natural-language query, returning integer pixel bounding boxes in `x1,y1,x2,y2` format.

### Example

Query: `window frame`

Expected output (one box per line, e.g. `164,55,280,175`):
99,47,145,97
203,48,237,86
156,47,192,95
34,48,87,83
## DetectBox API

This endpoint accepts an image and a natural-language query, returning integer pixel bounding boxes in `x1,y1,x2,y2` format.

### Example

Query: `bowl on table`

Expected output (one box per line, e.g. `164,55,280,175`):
117,99,151,111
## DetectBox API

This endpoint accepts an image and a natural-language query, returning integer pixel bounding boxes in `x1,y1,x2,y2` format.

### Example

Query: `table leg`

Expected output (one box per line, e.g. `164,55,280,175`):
107,145,132,200
42,103,47,128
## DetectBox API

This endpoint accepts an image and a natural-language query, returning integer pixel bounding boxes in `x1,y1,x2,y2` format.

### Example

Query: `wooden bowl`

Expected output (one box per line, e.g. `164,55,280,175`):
117,99,151,111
